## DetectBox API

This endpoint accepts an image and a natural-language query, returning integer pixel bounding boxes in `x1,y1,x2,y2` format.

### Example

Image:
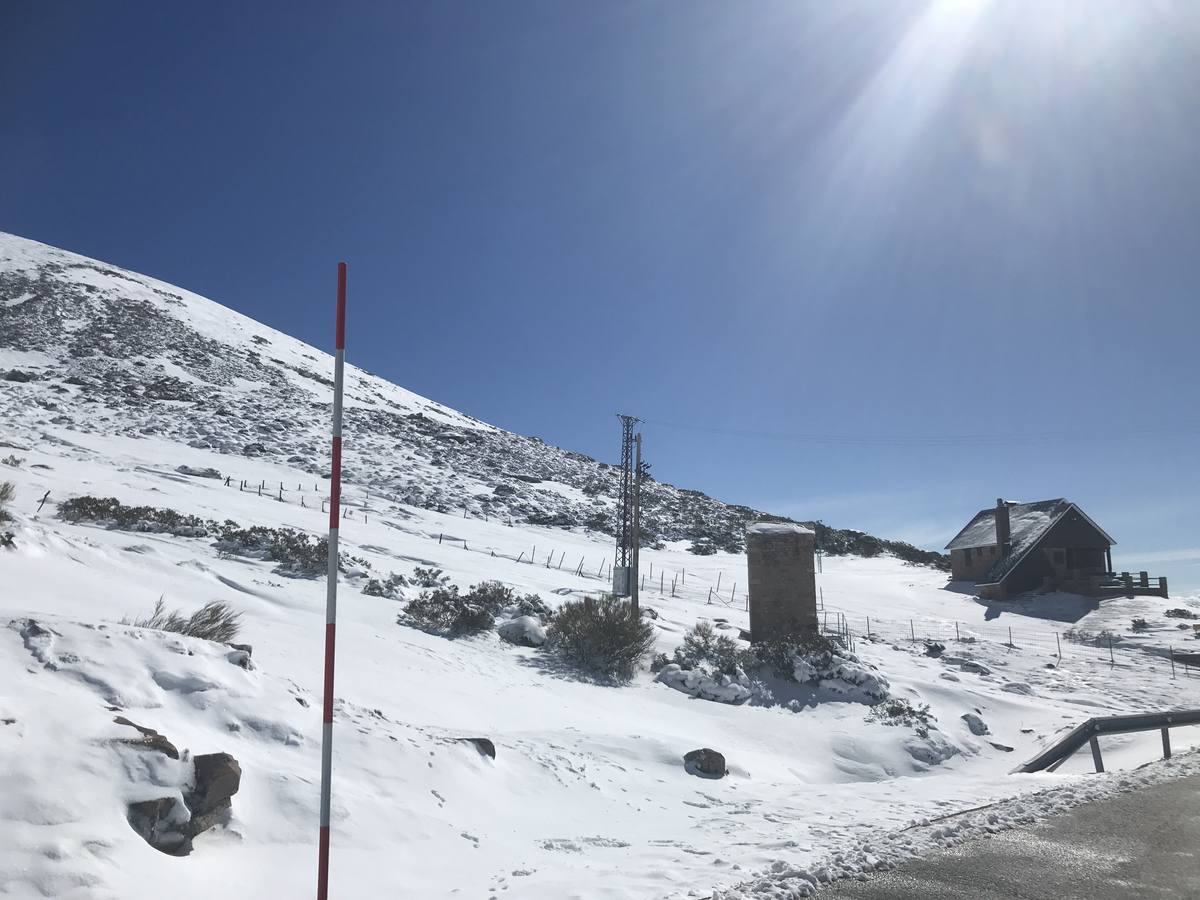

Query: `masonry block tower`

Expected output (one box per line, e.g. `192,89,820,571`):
746,522,818,640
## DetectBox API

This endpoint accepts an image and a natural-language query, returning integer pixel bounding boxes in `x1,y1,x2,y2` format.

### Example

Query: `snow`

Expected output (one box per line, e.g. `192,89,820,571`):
747,522,814,536
2,232,1199,899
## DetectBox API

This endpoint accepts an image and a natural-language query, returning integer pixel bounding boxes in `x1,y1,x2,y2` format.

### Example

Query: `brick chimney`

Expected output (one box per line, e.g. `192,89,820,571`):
995,498,1011,554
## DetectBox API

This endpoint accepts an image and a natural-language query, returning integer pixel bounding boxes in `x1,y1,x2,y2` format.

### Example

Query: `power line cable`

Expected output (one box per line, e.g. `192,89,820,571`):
640,417,1200,447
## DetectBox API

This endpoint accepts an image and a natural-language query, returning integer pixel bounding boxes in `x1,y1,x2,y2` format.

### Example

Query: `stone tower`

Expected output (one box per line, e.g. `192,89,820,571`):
745,522,817,640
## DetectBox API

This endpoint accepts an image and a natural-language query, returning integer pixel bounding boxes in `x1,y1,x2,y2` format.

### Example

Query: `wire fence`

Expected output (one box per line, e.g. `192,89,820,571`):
155,465,1200,680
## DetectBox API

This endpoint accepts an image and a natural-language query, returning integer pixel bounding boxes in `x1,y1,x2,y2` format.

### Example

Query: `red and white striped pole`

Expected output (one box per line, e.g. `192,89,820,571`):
317,262,347,900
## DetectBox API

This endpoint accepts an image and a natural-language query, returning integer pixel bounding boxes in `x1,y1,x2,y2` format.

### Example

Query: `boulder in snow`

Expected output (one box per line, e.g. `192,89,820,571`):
127,796,191,856
683,748,727,779
457,737,496,759
175,464,222,479
961,713,990,736
498,615,547,647
191,753,241,812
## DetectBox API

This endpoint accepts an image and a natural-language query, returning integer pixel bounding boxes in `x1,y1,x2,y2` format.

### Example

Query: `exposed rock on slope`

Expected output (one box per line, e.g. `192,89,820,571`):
0,232,945,566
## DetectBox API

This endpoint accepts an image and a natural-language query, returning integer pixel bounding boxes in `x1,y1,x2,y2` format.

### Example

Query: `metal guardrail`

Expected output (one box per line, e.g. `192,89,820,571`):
1015,709,1200,774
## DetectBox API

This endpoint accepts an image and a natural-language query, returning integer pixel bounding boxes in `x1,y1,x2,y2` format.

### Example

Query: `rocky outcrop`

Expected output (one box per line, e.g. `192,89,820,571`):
126,751,241,855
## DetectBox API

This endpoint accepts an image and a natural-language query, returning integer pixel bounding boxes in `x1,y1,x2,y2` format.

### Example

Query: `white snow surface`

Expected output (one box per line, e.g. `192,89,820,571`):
747,523,814,536
1,233,1199,899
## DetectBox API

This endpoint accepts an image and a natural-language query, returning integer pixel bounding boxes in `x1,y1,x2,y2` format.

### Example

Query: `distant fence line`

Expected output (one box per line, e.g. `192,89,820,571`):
201,467,1196,678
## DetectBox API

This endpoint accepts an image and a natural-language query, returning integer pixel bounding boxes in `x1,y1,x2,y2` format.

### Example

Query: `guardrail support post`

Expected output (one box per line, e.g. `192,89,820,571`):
1089,735,1105,773
1162,727,1172,759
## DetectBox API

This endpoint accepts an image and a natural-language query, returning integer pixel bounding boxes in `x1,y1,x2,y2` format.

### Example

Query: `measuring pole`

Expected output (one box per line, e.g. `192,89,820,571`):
317,262,347,900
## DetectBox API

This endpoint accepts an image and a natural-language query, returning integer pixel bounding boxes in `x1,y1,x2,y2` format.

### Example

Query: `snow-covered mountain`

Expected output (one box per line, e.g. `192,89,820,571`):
0,231,945,565
1,233,1197,900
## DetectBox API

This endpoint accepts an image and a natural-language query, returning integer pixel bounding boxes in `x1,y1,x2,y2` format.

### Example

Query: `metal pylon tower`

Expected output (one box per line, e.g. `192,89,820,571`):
614,415,640,579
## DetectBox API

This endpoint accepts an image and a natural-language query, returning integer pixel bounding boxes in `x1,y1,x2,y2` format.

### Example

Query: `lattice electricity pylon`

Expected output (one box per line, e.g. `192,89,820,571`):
614,414,640,576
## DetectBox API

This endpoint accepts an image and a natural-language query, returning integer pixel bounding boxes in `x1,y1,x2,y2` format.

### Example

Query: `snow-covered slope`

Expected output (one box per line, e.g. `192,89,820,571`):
1,233,1198,899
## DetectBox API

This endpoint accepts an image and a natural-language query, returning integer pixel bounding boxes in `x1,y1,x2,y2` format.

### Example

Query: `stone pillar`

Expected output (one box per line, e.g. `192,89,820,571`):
745,523,817,641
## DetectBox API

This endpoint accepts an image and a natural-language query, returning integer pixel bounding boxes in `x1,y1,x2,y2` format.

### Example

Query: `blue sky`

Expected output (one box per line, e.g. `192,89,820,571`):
3,1,1199,590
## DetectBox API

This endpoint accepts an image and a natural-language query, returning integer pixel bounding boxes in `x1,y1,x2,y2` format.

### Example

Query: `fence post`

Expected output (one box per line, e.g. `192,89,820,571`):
1162,727,1172,759
716,572,722,592
1008,626,1013,648
707,587,712,604
1089,735,1105,773
1056,632,1062,664
910,619,916,642
866,616,871,635
1170,645,1176,678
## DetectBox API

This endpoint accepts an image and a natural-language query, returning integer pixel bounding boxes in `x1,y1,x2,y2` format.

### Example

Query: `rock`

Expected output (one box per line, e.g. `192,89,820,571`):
3,369,37,382
175,464,222,479
127,796,191,856
684,748,727,779
458,737,496,759
1002,682,1034,695
114,716,179,759
225,649,254,670
989,741,1015,752
640,607,659,620
497,615,547,647
961,713,990,736
228,642,253,657
190,753,241,818
923,641,945,658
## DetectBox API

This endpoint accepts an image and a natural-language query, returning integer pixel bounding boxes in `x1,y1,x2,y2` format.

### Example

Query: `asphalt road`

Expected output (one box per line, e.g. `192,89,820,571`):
824,774,1200,900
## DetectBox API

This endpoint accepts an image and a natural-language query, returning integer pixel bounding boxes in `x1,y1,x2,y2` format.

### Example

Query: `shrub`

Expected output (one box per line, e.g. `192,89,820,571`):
412,566,450,589
124,598,242,643
58,496,210,537
0,481,13,523
672,621,752,676
688,541,717,556
867,698,936,738
466,580,516,611
1165,608,1199,620
1131,617,1151,632
214,523,328,576
545,594,656,683
512,591,552,620
363,572,408,599
399,585,495,637
753,624,838,678
1,454,23,468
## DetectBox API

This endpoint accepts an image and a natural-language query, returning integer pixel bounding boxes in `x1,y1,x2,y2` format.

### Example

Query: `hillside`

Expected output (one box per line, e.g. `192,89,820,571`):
1,233,1197,900
0,232,943,567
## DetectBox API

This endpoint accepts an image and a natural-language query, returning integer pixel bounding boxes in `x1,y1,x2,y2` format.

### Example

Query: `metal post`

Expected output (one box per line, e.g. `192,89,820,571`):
1089,735,1104,773
630,433,642,616
1108,633,1115,666
1056,632,1062,664
910,619,916,642
317,261,347,900
955,621,960,641
1162,727,1172,759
